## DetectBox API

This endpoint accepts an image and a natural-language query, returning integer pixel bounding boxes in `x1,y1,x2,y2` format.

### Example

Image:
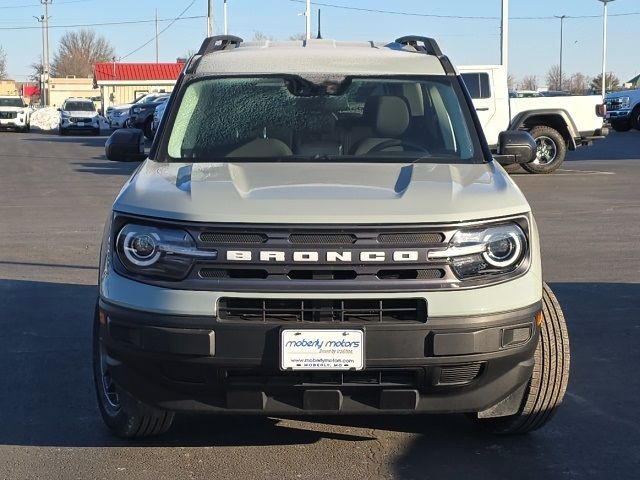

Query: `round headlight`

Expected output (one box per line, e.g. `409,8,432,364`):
482,230,523,268
122,230,161,266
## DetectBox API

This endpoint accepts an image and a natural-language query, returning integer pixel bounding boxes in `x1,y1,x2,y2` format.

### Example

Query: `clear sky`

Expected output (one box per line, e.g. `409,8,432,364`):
1,0,639,85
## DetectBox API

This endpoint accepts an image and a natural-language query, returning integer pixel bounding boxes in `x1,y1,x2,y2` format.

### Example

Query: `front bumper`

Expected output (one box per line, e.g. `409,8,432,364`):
0,117,27,129
98,299,539,415
108,115,128,129
607,109,630,121
60,120,99,131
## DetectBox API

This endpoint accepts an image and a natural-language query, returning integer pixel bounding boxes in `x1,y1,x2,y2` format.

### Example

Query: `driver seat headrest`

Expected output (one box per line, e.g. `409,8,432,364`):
363,96,410,138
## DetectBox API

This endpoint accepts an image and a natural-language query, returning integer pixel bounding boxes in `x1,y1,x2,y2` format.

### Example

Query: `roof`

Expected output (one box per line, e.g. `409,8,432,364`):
194,40,446,77
93,62,184,83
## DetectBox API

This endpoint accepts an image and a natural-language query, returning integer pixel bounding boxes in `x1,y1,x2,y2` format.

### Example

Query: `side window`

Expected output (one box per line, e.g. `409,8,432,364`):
461,73,491,99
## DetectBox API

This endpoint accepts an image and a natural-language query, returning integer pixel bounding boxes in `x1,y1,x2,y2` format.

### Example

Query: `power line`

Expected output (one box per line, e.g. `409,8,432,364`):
0,0,93,9
119,0,196,60
0,14,205,30
285,0,640,21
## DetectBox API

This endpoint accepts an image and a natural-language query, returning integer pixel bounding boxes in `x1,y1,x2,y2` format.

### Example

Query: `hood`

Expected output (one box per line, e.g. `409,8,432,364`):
108,104,133,112
606,89,639,100
0,106,27,112
64,110,98,117
113,160,531,224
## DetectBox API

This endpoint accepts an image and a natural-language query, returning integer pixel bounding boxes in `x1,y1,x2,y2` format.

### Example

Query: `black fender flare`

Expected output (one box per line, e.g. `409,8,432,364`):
509,109,578,150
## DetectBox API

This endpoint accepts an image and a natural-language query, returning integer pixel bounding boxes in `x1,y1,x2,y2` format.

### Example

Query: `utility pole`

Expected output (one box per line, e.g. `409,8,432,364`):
305,0,311,40
317,9,322,39
598,0,615,97
207,0,213,37
34,15,46,106
155,9,159,63
40,0,52,106
500,0,508,69
555,15,566,91
224,0,228,35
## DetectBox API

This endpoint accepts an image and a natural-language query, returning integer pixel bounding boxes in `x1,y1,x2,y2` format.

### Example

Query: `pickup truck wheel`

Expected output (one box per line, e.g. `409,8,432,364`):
611,120,631,132
92,307,175,438
522,126,566,174
630,107,640,130
468,283,570,434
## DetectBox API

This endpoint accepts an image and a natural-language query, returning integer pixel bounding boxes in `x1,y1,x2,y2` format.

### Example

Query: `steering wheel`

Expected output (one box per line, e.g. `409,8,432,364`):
367,139,429,154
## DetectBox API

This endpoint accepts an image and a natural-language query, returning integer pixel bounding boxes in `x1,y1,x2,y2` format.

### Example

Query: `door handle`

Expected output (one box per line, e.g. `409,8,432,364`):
475,107,489,111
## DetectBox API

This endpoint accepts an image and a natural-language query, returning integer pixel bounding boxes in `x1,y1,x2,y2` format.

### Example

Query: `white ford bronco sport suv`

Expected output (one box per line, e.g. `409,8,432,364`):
95,36,570,438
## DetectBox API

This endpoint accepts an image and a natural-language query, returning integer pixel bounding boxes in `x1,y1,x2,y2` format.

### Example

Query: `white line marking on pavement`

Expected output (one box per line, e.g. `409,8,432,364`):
512,169,615,176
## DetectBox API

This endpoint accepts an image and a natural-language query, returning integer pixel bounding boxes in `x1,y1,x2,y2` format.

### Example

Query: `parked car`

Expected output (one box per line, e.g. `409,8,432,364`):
0,95,31,132
151,100,167,136
605,89,640,132
106,93,170,130
459,66,607,173
59,98,100,135
128,94,169,139
95,35,570,438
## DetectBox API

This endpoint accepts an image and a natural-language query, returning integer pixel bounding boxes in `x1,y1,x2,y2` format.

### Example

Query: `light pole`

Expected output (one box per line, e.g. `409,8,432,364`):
598,0,615,97
224,0,228,35
40,0,52,106
207,0,213,37
555,15,567,91
34,15,46,106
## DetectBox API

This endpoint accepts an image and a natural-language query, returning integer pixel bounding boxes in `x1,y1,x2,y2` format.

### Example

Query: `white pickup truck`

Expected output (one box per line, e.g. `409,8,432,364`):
459,65,607,173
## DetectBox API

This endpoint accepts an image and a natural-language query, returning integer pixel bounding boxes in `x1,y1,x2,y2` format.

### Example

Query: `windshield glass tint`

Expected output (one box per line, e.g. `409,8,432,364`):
166,76,478,163
0,98,24,107
63,101,95,112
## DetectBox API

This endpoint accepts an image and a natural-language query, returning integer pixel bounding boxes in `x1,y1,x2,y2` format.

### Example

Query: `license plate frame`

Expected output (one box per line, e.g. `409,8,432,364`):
280,328,365,371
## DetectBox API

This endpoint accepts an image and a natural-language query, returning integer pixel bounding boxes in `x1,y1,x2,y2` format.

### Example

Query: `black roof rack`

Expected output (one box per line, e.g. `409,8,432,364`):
394,35,455,76
197,35,244,56
395,36,443,56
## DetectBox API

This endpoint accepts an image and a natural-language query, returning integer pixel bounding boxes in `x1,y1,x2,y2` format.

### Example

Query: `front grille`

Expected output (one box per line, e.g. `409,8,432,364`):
70,117,93,123
606,99,625,111
225,369,423,387
218,298,427,323
289,233,357,245
438,363,483,385
200,232,267,244
378,232,444,244
0,111,18,119
200,268,268,279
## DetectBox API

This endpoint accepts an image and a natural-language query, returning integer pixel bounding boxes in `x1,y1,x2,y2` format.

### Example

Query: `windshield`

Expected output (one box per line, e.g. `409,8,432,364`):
0,98,25,108
163,76,480,163
63,101,95,112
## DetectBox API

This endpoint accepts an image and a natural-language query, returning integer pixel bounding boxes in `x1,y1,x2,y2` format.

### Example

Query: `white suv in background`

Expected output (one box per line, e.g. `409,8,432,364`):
0,96,31,132
59,98,100,135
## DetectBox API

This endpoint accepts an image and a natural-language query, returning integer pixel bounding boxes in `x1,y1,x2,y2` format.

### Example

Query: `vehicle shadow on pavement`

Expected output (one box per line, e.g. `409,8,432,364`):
72,160,141,176
24,135,109,147
1,279,638,464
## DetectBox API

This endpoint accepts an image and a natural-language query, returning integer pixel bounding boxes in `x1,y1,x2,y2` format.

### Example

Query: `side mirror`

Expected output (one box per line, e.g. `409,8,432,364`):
105,128,146,162
57,108,61,111
494,130,536,165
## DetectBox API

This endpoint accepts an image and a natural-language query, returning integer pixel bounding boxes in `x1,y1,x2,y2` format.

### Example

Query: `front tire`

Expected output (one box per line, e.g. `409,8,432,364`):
468,283,570,434
143,118,154,140
522,126,567,174
93,306,175,438
630,106,640,131
611,120,631,132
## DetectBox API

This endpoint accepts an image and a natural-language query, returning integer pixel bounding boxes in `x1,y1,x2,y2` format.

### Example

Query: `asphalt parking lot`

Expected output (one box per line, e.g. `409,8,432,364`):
0,131,638,480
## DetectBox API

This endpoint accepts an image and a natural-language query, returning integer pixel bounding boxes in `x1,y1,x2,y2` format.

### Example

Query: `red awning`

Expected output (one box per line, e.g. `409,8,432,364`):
93,62,184,83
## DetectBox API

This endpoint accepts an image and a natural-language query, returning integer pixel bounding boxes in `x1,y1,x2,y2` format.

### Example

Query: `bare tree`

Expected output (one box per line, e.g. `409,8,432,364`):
51,29,115,78
546,65,568,91
288,33,306,41
567,72,590,95
507,73,515,91
0,46,7,79
252,31,274,42
519,75,538,91
590,72,620,93
29,57,43,83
